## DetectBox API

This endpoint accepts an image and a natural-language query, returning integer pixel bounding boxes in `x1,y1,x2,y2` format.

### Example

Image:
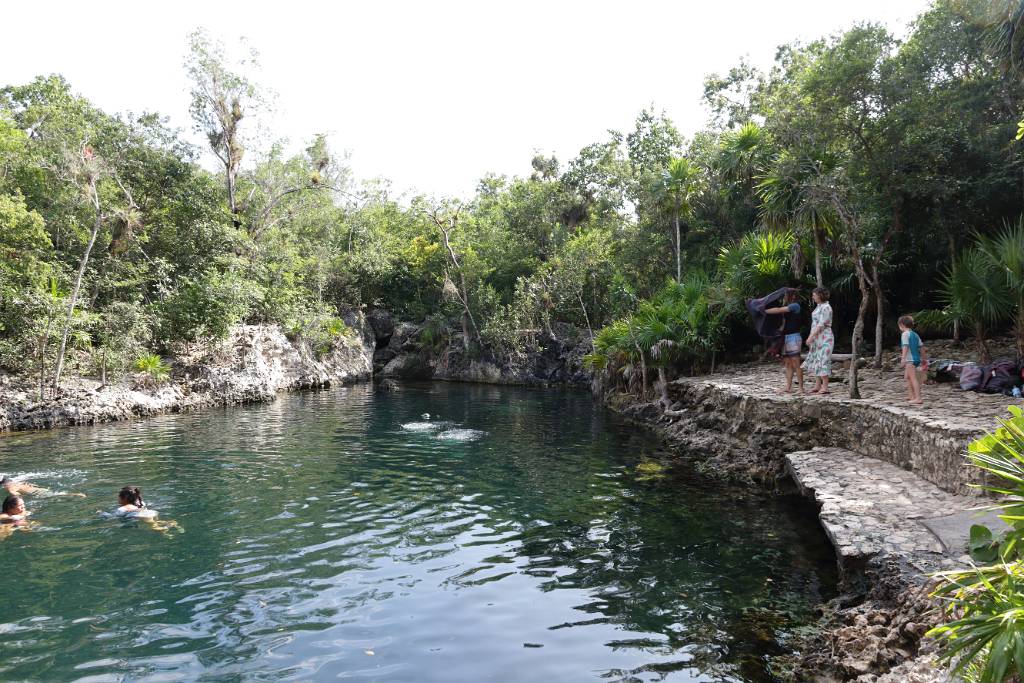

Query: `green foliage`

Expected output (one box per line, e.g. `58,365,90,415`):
134,353,170,384
0,191,50,287
2,2,1024,391
922,222,1024,361
156,270,253,346
419,314,449,351
586,272,726,398
286,311,350,360
717,230,798,299
92,301,153,381
930,405,1024,681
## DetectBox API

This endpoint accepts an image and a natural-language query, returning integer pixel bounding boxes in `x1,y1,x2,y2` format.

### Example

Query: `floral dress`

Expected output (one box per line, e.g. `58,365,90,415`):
802,302,834,377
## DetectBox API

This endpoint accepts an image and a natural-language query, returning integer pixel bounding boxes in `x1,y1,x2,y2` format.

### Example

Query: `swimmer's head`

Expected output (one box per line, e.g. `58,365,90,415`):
118,486,145,508
0,476,11,488
2,495,24,516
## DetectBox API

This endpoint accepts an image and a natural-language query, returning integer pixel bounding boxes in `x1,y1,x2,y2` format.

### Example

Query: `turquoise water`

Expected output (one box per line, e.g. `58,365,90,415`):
0,383,836,682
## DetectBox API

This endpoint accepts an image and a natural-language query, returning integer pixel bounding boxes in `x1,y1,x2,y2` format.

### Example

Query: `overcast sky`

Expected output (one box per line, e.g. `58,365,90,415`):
2,1,932,198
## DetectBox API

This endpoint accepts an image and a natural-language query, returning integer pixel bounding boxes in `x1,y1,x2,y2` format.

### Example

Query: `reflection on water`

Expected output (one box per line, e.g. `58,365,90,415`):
0,383,836,682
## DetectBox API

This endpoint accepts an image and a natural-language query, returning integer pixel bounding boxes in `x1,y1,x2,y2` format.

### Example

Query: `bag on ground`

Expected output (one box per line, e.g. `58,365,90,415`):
959,363,985,392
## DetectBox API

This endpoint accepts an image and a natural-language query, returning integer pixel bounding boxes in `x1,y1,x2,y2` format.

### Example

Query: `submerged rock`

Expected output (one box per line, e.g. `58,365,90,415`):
377,378,401,392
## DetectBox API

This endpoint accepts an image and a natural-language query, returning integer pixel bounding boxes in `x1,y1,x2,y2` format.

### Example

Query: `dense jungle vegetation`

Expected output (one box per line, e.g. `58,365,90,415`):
3,0,1024,399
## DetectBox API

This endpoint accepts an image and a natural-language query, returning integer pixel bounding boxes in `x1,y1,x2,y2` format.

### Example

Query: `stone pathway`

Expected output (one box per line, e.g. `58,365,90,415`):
703,361,1016,437
670,358,1022,495
786,447,1001,576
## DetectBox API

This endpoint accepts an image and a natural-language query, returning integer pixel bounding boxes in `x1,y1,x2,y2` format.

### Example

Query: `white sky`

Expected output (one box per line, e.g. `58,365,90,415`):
2,0,931,199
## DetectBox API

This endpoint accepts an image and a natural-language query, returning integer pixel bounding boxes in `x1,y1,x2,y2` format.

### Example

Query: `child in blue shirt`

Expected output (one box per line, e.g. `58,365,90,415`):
899,315,928,405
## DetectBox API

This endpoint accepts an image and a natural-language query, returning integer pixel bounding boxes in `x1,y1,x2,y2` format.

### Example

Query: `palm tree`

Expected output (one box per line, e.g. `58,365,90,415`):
977,219,1024,359
757,153,836,288
634,274,725,406
585,319,647,399
659,157,702,282
717,229,797,299
634,301,676,407
982,1,1024,76
937,249,1012,363
717,122,770,189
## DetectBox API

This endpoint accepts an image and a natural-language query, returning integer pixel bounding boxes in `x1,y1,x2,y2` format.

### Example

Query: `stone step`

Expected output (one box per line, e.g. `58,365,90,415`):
785,447,1001,581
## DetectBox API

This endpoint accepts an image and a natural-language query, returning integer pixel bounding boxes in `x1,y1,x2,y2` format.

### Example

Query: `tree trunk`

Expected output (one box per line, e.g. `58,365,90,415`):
813,227,825,288
436,211,482,349
635,342,648,401
576,292,595,351
658,366,669,407
949,233,961,343
977,323,993,363
37,334,48,402
849,264,871,400
674,199,681,282
52,195,101,392
227,168,241,228
872,263,884,370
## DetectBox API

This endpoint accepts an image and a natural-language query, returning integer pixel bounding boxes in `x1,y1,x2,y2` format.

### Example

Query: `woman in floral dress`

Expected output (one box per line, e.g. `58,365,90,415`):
802,287,834,394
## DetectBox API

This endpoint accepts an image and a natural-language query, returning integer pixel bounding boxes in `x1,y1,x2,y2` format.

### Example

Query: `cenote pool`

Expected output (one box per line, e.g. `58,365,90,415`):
0,383,837,682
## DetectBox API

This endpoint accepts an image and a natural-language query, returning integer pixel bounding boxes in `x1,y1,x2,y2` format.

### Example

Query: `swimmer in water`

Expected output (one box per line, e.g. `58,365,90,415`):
1,476,45,496
116,486,149,516
0,495,30,525
1,475,85,498
107,486,181,534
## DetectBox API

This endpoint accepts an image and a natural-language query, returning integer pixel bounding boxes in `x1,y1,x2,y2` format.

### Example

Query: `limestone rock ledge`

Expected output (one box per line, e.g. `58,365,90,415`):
0,316,374,433
655,374,986,495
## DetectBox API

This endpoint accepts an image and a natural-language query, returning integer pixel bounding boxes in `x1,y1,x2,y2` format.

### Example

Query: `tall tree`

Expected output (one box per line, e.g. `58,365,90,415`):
658,157,702,281
186,29,261,229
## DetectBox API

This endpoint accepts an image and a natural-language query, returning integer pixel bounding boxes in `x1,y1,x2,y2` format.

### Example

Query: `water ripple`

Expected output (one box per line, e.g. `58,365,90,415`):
0,383,836,682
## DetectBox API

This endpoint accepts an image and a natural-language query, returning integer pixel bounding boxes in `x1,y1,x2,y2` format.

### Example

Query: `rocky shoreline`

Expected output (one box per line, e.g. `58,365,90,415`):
367,310,593,387
0,315,376,433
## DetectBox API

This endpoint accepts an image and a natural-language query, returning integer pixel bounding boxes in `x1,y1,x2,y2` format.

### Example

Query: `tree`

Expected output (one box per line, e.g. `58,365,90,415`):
186,29,262,229
658,157,702,282
50,143,139,391
427,202,482,351
757,153,835,287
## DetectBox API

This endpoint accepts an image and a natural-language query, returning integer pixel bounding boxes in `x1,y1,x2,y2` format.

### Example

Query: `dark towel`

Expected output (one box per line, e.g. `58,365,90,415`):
746,287,789,356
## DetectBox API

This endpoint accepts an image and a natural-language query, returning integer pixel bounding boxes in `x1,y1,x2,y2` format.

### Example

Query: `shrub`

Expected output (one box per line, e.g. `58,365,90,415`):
134,353,171,385
929,405,1024,681
285,312,350,360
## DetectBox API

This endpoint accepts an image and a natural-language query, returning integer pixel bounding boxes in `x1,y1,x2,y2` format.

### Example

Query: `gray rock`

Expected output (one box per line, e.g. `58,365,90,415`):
0,320,375,433
365,308,395,343
377,378,401,392
380,352,432,380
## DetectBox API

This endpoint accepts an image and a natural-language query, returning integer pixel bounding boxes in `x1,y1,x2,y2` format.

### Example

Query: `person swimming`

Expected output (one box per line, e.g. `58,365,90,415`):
1,475,85,498
115,486,156,519
104,486,181,533
0,494,30,525
1,476,45,496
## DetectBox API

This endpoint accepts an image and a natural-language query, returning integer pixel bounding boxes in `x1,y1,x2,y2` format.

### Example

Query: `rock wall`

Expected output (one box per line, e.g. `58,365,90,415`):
0,315,374,433
624,377,983,495
369,313,592,387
